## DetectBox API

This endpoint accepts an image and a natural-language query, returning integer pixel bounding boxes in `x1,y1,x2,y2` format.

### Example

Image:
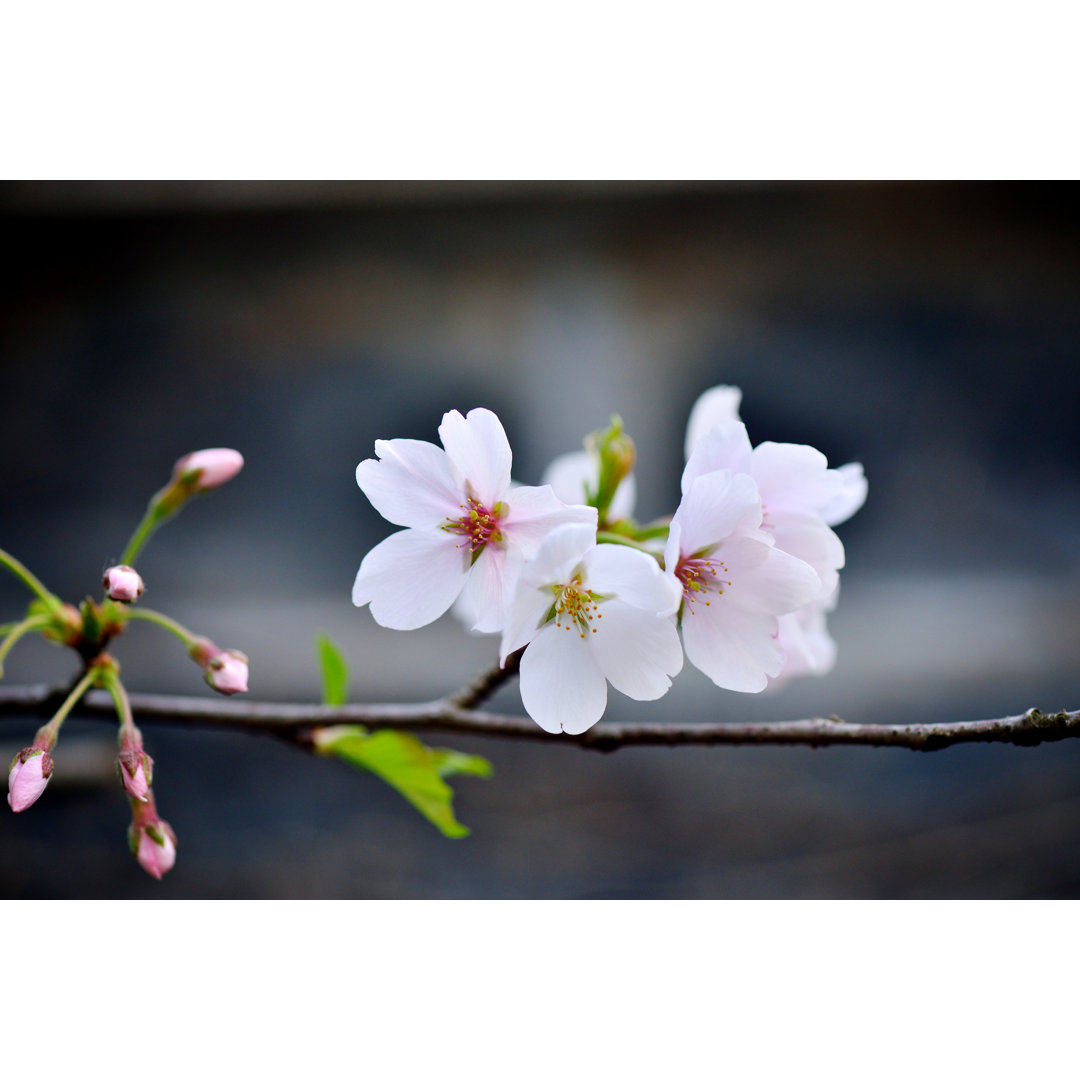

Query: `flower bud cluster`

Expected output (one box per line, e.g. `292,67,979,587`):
352,388,866,734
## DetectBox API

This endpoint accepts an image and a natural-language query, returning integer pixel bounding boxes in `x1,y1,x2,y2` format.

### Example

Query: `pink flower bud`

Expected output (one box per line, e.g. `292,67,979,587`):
103,564,145,603
7,748,53,813
172,448,244,491
205,649,249,695
132,821,177,880
117,747,153,802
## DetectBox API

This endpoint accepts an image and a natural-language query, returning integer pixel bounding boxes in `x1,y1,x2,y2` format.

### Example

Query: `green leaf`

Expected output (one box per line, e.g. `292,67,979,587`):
314,726,491,838
315,633,349,706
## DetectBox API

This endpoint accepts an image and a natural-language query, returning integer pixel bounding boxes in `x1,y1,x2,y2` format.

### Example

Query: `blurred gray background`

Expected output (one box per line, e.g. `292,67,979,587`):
2,180,1078,898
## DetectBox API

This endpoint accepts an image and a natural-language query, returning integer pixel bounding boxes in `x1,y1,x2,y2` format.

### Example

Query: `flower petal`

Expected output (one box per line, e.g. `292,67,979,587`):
721,538,822,615
684,385,743,459
820,462,868,526
586,544,680,617
462,545,523,635
767,511,845,596
682,419,753,492
751,441,842,514
352,529,469,630
681,602,782,692
519,624,609,734
437,408,512,507
672,470,763,555
517,521,597,589
590,601,682,701
502,484,597,558
356,438,461,529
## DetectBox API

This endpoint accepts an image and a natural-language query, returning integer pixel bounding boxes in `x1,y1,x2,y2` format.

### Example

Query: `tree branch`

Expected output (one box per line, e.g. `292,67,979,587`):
0,682,1077,753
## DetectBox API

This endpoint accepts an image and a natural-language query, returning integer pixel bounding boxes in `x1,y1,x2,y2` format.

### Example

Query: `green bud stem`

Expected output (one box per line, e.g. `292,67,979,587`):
0,547,63,614
99,668,136,736
34,667,99,750
118,483,189,566
125,607,199,648
0,612,52,678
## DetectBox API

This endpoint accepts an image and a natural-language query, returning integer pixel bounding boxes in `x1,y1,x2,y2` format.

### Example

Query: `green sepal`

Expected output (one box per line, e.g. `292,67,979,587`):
315,633,349,707
314,726,492,838
585,415,636,525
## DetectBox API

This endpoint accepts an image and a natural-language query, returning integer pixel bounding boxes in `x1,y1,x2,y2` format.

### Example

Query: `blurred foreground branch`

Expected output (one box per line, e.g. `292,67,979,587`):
1,677,1077,753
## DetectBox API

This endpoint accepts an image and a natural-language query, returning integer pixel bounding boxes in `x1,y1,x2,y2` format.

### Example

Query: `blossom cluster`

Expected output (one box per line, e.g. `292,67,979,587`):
353,387,866,735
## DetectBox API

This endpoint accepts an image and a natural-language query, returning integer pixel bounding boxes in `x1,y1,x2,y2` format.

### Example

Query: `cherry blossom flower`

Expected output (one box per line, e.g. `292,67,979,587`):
500,523,682,734
353,408,596,634
665,469,821,692
682,420,848,598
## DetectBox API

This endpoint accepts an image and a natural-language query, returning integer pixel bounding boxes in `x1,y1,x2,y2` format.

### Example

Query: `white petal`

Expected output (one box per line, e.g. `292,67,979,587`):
684,385,743,459
500,576,558,664
462,546,522,635
767,511,845,594
542,450,594,505
586,543,680,616
519,625,609,734
722,538,822,616
672,470,762,555
517,522,597,589
751,441,842,514
356,439,462,529
501,485,597,558
590,601,682,700
437,408,512,507
682,420,754,493
681,602,782,692
352,529,469,630
820,462,868,526
773,605,837,682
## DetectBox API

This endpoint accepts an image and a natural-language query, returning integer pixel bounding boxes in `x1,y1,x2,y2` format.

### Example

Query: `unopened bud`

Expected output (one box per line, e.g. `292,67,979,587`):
103,565,145,603
205,650,249,695
172,448,244,492
189,638,249,695
7,748,53,813
117,747,153,802
129,820,177,880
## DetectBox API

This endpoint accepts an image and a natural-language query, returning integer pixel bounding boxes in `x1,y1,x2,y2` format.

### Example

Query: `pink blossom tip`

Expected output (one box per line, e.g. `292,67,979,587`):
133,823,177,880
173,448,244,491
7,749,53,813
103,565,145,603
204,650,249,695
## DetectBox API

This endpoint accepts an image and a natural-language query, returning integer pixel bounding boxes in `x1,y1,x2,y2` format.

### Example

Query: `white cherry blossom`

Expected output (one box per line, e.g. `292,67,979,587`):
500,524,682,734
682,420,848,598
353,408,596,634
665,469,821,692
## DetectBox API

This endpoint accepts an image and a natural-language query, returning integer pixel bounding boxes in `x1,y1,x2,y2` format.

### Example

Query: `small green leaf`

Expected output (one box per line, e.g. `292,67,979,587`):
314,726,491,838
315,633,349,706
430,747,494,780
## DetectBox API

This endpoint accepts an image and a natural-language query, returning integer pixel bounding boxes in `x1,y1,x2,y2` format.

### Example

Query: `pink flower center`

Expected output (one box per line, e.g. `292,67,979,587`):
443,498,505,556
676,554,730,612
552,575,604,638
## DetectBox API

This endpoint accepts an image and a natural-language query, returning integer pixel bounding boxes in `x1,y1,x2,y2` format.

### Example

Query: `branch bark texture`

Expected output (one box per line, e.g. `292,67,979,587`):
0,682,1077,753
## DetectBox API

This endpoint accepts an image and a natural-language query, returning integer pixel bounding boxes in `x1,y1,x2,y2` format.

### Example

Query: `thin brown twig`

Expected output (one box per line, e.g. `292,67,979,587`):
0,681,1077,753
